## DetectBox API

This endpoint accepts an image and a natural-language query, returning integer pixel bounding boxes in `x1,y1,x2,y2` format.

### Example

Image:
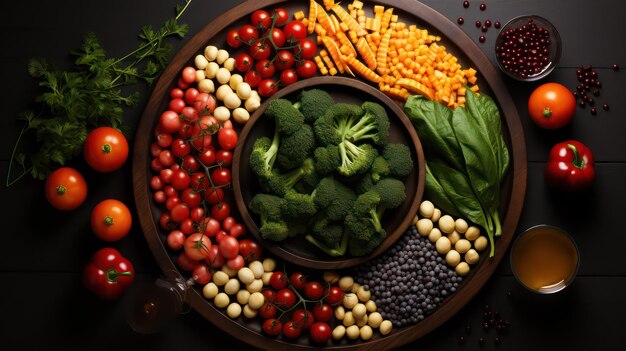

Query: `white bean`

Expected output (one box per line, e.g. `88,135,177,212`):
379,320,393,335
356,286,371,302
431,208,442,222
365,300,377,313
417,218,433,236
455,218,469,233
244,97,260,112
261,272,273,286
419,201,435,218
204,45,218,61
448,230,461,245
474,236,488,251
435,236,451,255
213,271,229,286
247,292,265,310
428,228,442,243
246,279,263,293
226,302,242,319
215,84,232,101
213,106,230,122
216,68,231,85
343,293,358,309
205,62,219,79
202,282,218,299
346,325,360,339
214,292,230,308
334,306,345,320
465,249,480,265
232,108,250,124
195,69,206,82
456,262,470,276
223,93,241,109
236,289,250,305
352,304,367,319
368,312,383,328
455,239,472,254
194,54,209,70
236,82,252,100
222,57,235,72
197,78,214,93
229,74,243,90
445,250,461,267
263,258,276,272
238,267,255,285
439,215,455,233
465,226,481,241
224,278,240,295
339,276,354,291
360,325,373,340
332,325,346,340
216,49,229,64
243,304,257,318
343,311,355,326
249,261,264,279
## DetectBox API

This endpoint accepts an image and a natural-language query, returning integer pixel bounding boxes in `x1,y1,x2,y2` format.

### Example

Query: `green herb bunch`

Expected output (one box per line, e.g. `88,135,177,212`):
7,0,192,185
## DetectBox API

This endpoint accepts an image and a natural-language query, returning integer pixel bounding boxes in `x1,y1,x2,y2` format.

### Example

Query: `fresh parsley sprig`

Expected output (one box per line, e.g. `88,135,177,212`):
7,0,192,186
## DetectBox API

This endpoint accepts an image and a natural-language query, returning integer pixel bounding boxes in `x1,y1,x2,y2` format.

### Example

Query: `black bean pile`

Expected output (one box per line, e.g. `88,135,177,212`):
353,225,463,327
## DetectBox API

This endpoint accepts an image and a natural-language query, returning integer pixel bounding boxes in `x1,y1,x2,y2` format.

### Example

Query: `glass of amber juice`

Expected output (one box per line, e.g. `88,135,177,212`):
510,225,580,294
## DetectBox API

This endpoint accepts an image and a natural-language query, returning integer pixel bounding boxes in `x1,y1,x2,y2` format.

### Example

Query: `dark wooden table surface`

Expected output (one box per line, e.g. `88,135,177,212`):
2,0,625,350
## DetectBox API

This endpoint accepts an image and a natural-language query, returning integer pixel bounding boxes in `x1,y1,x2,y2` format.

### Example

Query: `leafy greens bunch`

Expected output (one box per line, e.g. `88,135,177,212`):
404,89,510,257
249,89,414,257
7,0,192,185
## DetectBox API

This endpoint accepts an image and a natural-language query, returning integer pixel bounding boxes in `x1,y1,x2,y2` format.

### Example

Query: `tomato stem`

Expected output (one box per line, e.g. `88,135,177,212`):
56,185,67,195
543,107,552,118
104,216,114,226
106,268,132,282
102,143,112,154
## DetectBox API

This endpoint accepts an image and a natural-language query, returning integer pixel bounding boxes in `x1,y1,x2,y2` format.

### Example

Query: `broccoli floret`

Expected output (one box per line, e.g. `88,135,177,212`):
344,101,390,146
249,127,280,179
383,143,414,178
370,155,390,182
305,214,349,257
356,172,375,194
265,98,305,135
249,193,289,241
313,103,364,146
337,141,377,177
300,89,334,123
373,177,407,211
277,124,316,170
260,221,289,241
353,191,384,234
267,158,316,196
313,145,341,175
312,177,357,221
282,190,317,220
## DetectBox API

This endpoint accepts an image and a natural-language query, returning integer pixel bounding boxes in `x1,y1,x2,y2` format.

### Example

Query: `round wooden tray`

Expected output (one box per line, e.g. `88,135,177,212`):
232,76,426,270
132,0,527,350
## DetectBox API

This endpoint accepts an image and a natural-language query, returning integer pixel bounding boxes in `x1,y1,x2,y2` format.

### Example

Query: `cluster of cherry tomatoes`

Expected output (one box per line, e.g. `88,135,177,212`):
259,271,344,343
227,8,318,96
150,66,263,284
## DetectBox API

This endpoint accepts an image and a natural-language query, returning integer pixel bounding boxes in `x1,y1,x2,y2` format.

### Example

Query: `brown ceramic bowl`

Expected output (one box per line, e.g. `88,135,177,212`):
232,76,425,270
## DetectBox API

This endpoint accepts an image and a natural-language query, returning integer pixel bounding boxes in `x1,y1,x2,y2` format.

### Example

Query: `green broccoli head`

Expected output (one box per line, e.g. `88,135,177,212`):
277,124,316,170
260,221,289,241
249,193,284,223
267,158,316,197
353,191,384,234
344,101,390,146
356,172,375,194
370,155,390,182
306,213,349,257
313,145,341,175
282,190,317,221
337,141,378,177
312,176,357,221
373,177,407,210
344,212,387,257
265,98,305,135
383,143,414,178
313,103,364,146
300,89,334,123
249,128,280,179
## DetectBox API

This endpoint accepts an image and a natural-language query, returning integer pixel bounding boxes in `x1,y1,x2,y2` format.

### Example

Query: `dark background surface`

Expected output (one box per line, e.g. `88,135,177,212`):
1,0,625,350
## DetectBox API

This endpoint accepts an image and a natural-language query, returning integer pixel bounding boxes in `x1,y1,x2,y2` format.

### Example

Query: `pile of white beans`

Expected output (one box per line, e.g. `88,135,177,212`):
413,201,489,276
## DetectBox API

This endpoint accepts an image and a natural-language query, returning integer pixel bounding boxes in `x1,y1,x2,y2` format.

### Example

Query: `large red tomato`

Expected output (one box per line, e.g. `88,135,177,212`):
45,167,88,210
527,83,576,129
83,127,129,172
91,199,132,242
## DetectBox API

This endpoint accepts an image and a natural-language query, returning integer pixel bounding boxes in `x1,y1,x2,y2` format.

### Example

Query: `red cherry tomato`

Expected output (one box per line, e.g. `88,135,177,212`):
184,88,199,105
210,168,231,186
181,66,196,84
258,79,278,97
219,235,239,259
283,20,307,41
211,202,230,221
262,289,275,303
176,252,199,272
528,82,576,129
226,29,242,48
324,286,344,305
313,303,333,322
170,169,190,191
168,98,185,113
184,233,211,261
238,24,259,43
251,10,271,28
239,239,262,262
259,301,277,319
280,69,298,86
244,70,263,88
235,53,254,72
215,230,228,243
171,138,190,157
249,39,272,61
159,110,181,133
205,245,225,268
181,155,200,173
193,93,216,116
304,281,324,300
289,272,307,290
274,288,297,309
170,88,184,99
203,217,221,237
226,255,245,270
198,146,216,166
296,60,317,78
309,322,331,344
282,321,302,339
190,172,209,192
222,216,236,231
215,150,233,166
273,8,289,27
179,218,195,235
274,50,295,71
229,223,246,238
295,38,317,59
217,126,238,150
90,199,132,242
166,230,186,250
262,319,282,337
269,272,289,290
204,187,224,204
292,309,314,330
265,27,286,47
255,59,276,79
192,264,212,284
170,203,190,222
44,167,87,211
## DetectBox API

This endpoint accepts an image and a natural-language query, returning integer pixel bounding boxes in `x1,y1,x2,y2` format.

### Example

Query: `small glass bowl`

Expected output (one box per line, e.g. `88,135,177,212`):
494,15,562,81
510,224,580,294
